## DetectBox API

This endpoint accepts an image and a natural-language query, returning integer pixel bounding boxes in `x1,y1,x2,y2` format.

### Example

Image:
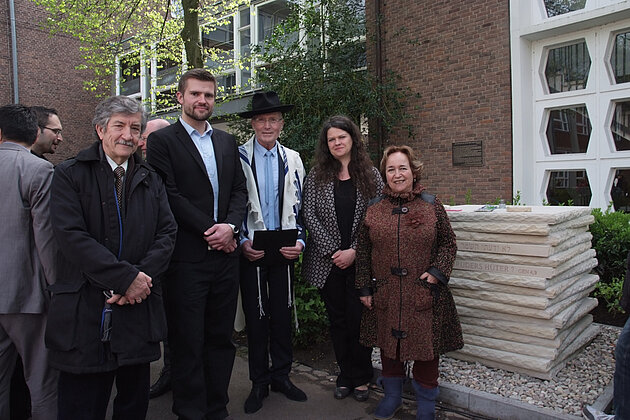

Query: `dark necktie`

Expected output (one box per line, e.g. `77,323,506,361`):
114,166,125,210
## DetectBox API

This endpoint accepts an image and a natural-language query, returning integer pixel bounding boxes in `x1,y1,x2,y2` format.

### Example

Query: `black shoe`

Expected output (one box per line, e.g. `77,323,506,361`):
149,368,171,399
270,378,307,402
244,385,269,414
352,386,370,402
334,386,351,400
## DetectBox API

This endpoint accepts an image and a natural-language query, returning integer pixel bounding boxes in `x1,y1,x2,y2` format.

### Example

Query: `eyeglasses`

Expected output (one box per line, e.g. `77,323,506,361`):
252,117,283,126
42,126,63,136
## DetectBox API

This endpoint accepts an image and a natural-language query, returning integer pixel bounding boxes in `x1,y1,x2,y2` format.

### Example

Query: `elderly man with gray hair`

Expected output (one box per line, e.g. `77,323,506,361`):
45,96,177,420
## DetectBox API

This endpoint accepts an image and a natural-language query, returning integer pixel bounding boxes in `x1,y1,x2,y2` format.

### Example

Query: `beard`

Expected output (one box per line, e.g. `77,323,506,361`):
183,104,213,122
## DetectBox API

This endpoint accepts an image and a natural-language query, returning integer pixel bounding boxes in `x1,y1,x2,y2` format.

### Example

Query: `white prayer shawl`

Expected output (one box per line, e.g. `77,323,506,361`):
238,136,306,324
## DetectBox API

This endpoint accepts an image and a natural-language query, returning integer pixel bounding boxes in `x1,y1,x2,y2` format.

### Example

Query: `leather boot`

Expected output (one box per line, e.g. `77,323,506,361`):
412,380,439,420
373,377,403,420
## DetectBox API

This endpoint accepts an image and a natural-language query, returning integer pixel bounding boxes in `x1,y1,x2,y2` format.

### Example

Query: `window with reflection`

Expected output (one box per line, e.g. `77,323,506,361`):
544,0,586,17
258,1,290,44
546,106,591,154
546,170,591,205
203,19,234,69
612,101,630,151
611,169,630,212
154,88,179,113
215,73,237,95
155,42,181,88
257,0,291,55
611,31,630,84
545,41,591,93
239,8,251,59
120,53,140,96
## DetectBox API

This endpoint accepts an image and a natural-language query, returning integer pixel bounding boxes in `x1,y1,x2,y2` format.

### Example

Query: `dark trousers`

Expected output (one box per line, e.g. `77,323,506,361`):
240,259,293,386
167,252,239,420
320,268,373,389
10,357,30,420
381,355,439,389
57,363,149,420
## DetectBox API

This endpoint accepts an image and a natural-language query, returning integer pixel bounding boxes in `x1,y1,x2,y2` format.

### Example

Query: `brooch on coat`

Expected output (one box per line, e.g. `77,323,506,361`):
405,211,425,228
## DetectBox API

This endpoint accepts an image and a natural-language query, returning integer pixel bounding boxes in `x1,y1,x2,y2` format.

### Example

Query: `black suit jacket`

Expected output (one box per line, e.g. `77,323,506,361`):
147,120,247,262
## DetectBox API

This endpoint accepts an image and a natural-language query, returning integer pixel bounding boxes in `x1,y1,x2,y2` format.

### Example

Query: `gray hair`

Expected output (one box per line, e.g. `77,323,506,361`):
92,95,147,139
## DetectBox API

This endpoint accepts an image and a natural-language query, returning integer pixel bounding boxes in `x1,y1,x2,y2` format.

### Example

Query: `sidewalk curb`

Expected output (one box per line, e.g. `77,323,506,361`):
371,366,610,420
438,381,583,420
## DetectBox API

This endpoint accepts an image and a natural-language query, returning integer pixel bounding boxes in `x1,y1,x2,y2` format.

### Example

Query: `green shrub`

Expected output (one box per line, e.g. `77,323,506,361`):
594,277,626,315
292,259,329,348
590,207,630,283
293,282,329,348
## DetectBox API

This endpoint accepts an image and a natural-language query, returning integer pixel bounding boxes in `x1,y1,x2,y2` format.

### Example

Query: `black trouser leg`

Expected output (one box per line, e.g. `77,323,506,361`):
167,254,239,420
240,260,294,385
320,268,373,389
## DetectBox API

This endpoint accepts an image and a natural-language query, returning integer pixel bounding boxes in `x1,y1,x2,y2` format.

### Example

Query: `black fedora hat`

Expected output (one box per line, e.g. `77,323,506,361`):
238,91,294,118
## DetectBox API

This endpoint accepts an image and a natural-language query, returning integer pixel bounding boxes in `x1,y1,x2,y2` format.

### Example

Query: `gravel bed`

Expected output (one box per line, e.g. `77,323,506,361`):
371,324,620,417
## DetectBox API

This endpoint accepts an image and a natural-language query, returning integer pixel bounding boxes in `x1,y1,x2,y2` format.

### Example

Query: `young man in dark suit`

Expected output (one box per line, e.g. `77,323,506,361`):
147,68,247,420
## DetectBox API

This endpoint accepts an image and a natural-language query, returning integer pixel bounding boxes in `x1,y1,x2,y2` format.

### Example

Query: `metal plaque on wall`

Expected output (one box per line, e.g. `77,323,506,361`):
452,141,483,167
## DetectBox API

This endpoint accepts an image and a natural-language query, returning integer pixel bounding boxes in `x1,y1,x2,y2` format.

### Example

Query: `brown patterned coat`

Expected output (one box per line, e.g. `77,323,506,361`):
302,166,383,288
355,183,463,361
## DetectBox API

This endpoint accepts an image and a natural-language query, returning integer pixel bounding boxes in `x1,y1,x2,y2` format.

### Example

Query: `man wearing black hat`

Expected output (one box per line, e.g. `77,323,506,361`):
237,91,307,414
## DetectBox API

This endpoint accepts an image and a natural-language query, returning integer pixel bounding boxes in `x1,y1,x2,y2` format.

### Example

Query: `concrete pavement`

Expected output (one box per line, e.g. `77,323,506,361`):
136,345,596,420
144,348,383,420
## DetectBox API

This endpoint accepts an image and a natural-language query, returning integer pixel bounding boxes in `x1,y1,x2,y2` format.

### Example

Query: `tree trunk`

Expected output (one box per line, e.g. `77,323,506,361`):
181,0,203,68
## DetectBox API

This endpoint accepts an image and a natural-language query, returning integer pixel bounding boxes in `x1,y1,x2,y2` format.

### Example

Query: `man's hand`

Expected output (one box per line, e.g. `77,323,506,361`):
106,294,129,306
279,241,304,260
204,224,236,253
332,249,356,270
242,240,264,262
360,295,373,310
124,271,152,304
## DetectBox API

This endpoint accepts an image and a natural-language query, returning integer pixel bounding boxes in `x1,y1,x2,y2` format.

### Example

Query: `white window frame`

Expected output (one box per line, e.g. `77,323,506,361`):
511,0,630,208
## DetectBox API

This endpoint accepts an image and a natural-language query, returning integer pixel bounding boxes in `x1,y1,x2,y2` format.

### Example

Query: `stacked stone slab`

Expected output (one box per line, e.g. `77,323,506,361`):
445,205,600,380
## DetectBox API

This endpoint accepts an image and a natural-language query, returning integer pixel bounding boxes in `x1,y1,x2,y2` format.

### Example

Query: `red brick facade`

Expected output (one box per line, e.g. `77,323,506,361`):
0,0,101,164
366,0,513,205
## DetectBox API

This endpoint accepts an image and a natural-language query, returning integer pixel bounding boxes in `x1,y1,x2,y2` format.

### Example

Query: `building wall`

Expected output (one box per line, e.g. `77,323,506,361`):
1,0,101,164
366,0,513,205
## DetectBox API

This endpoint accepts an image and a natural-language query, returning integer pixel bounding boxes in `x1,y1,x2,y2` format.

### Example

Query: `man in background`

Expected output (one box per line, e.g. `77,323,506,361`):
140,117,174,399
30,106,63,160
0,104,58,420
139,119,169,160
11,105,63,419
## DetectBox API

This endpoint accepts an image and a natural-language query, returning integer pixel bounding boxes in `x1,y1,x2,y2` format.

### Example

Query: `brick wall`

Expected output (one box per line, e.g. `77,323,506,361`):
1,0,102,164
366,0,513,205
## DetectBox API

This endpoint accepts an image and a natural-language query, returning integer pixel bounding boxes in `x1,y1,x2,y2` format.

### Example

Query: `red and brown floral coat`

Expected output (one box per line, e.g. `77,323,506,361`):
355,183,463,361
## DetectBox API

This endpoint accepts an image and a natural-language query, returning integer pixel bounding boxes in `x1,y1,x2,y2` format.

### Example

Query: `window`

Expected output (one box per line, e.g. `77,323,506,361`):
546,106,591,154
612,101,630,151
546,170,591,205
611,169,630,211
545,41,591,93
611,31,630,84
544,0,586,18
119,53,141,96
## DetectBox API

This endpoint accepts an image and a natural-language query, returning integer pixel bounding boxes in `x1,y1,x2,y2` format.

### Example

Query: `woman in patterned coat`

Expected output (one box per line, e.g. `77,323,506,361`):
302,115,384,402
356,145,462,420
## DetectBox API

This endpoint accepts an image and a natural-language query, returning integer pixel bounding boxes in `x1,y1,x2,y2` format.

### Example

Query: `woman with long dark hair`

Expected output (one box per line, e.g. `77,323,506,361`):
302,115,383,401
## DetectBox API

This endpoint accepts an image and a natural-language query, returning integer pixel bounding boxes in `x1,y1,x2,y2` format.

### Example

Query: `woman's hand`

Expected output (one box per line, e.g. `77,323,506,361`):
332,249,356,269
420,272,439,284
360,295,373,310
